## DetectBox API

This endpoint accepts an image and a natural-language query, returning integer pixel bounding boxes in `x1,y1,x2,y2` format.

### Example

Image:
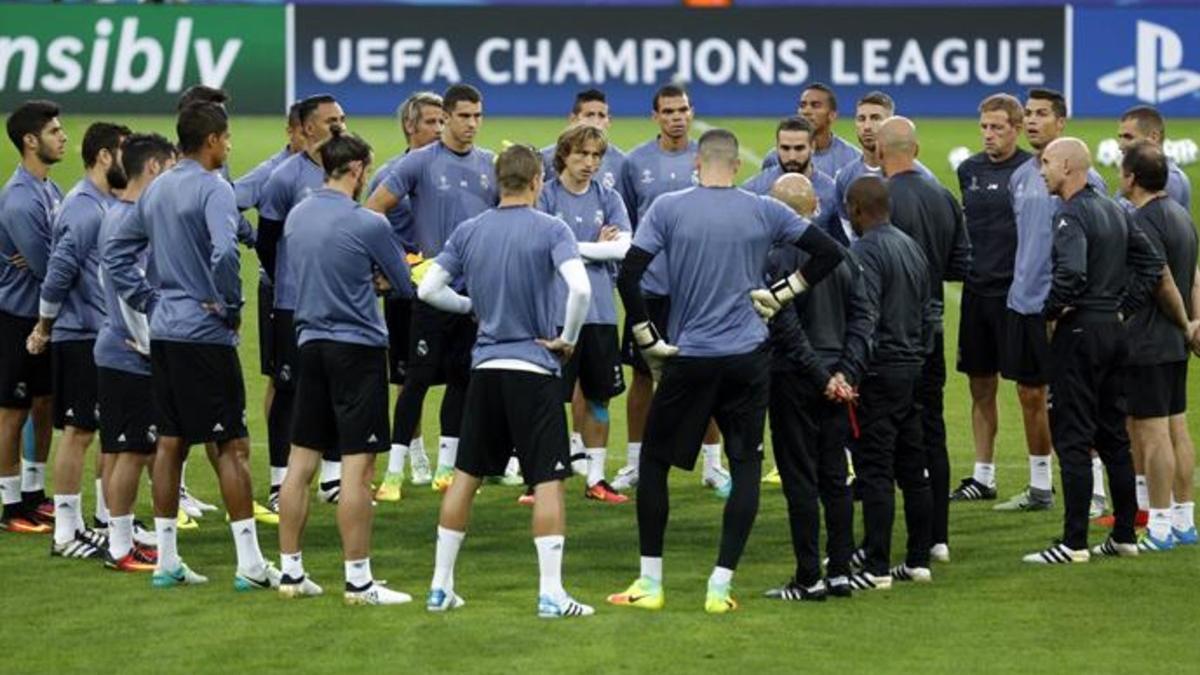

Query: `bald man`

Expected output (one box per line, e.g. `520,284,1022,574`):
762,173,868,601
844,175,934,589
876,116,970,564
1022,138,1165,564
607,128,843,613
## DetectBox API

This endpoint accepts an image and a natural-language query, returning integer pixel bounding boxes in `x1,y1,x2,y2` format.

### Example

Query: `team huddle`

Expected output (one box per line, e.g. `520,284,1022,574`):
0,77,1195,616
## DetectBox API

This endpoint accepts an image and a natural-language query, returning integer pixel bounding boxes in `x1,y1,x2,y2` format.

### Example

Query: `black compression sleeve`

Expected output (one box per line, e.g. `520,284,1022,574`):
794,225,845,289
617,245,654,327
255,217,284,281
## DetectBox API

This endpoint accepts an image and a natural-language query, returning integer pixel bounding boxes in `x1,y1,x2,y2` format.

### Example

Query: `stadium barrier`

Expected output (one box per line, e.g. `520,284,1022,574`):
0,3,1196,117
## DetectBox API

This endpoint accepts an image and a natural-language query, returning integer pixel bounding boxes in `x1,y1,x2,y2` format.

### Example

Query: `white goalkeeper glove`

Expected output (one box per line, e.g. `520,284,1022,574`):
749,271,808,320
631,320,678,382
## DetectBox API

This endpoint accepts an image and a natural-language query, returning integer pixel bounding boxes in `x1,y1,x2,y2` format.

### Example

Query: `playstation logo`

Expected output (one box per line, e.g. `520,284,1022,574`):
1097,21,1200,104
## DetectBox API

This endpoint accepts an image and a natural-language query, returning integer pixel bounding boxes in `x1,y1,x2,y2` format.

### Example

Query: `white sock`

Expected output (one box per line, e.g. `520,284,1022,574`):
709,566,734,586
586,447,607,487
281,551,304,580
229,517,266,575
319,460,341,485
21,460,45,492
0,475,20,506
155,516,180,571
570,432,583,457
432,526,465,591
1091,457,1107,498
438,437,459,469
411,437,425,457
1148,508,1172,540
94,477,109,525
627,442,641,469
109,514,134,560
973,462,996,488
270,466,287,488
1135,475,1149,511
387,444,408,475
1172,501,1195,530
54,494,81,545
1029,456,1052,491
346,558,373,589
535,535,566,601
702,444,722,471
640,556,662,582
0,473,19,504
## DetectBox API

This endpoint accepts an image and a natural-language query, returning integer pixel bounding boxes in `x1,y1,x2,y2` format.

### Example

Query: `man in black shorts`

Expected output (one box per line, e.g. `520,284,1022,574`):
608,129,843,613
105,102,278,590
537,124,632,503
1118,141,1200,550
417,144,594,618
93,132,177,571
0,100,66,534
27,121,129,558
276,132,414,604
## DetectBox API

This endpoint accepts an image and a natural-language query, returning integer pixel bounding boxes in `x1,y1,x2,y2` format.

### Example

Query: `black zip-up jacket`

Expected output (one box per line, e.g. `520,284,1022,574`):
888,170,972,325
956,149,1031,297
1045,185,1163,321
765,244,872,388
852,223,934,371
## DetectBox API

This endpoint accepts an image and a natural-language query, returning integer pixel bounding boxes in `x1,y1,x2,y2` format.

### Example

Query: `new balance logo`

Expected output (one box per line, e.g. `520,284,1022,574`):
1097,21,1200,104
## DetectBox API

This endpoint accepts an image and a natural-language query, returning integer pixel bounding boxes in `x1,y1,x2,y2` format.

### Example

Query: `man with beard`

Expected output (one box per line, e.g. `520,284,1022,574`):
832,93,935,245
256,94,348,510
0,100,66,533
27,122,130,559
762,83,861,179
277,131,415,604
743,117,839,244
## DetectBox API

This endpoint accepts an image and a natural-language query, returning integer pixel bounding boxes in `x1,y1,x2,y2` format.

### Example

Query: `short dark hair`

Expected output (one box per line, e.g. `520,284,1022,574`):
846,176,890,220
803,82,838,111
857,90,895,114
495,143,541,195
296,94,337,126
287,101,303,128
553,125,608,175
652,84,688,112
176,102,229,154
121,133,176,179
1027,88,1067,118
697,128,739,165
1122,140,1169,192
319,130,372,179
443,84,482,112
572,89,607,114
6,99,60,153
776,116,813,140
176,85,229,112
1121,105,1166,140
81,122,132,168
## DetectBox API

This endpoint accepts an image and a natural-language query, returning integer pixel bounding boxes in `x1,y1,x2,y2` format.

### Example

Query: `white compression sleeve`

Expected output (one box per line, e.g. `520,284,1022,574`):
558,257,591,345
417,263,472,315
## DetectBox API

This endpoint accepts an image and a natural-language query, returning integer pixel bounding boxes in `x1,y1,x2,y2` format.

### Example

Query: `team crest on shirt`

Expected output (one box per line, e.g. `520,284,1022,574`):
640,169,654,184
594,210,604,226
437,175,451,191
691,169,700,184
601,172,616,189
480,173,490,191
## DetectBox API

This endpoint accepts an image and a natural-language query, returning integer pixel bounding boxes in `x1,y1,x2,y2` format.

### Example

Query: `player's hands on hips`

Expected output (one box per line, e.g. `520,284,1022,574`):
632,320,678,382
373,271,392,295
8,254,27,270
25,325,49,355
537,336,575,364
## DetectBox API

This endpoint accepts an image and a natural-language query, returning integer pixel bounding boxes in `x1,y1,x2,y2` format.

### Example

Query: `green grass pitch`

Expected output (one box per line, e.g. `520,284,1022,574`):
3,114,1199,672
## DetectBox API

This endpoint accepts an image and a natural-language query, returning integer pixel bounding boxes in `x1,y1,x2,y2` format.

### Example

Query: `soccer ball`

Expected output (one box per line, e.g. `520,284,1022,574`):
947,146,971,171
1095,138,1122,168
